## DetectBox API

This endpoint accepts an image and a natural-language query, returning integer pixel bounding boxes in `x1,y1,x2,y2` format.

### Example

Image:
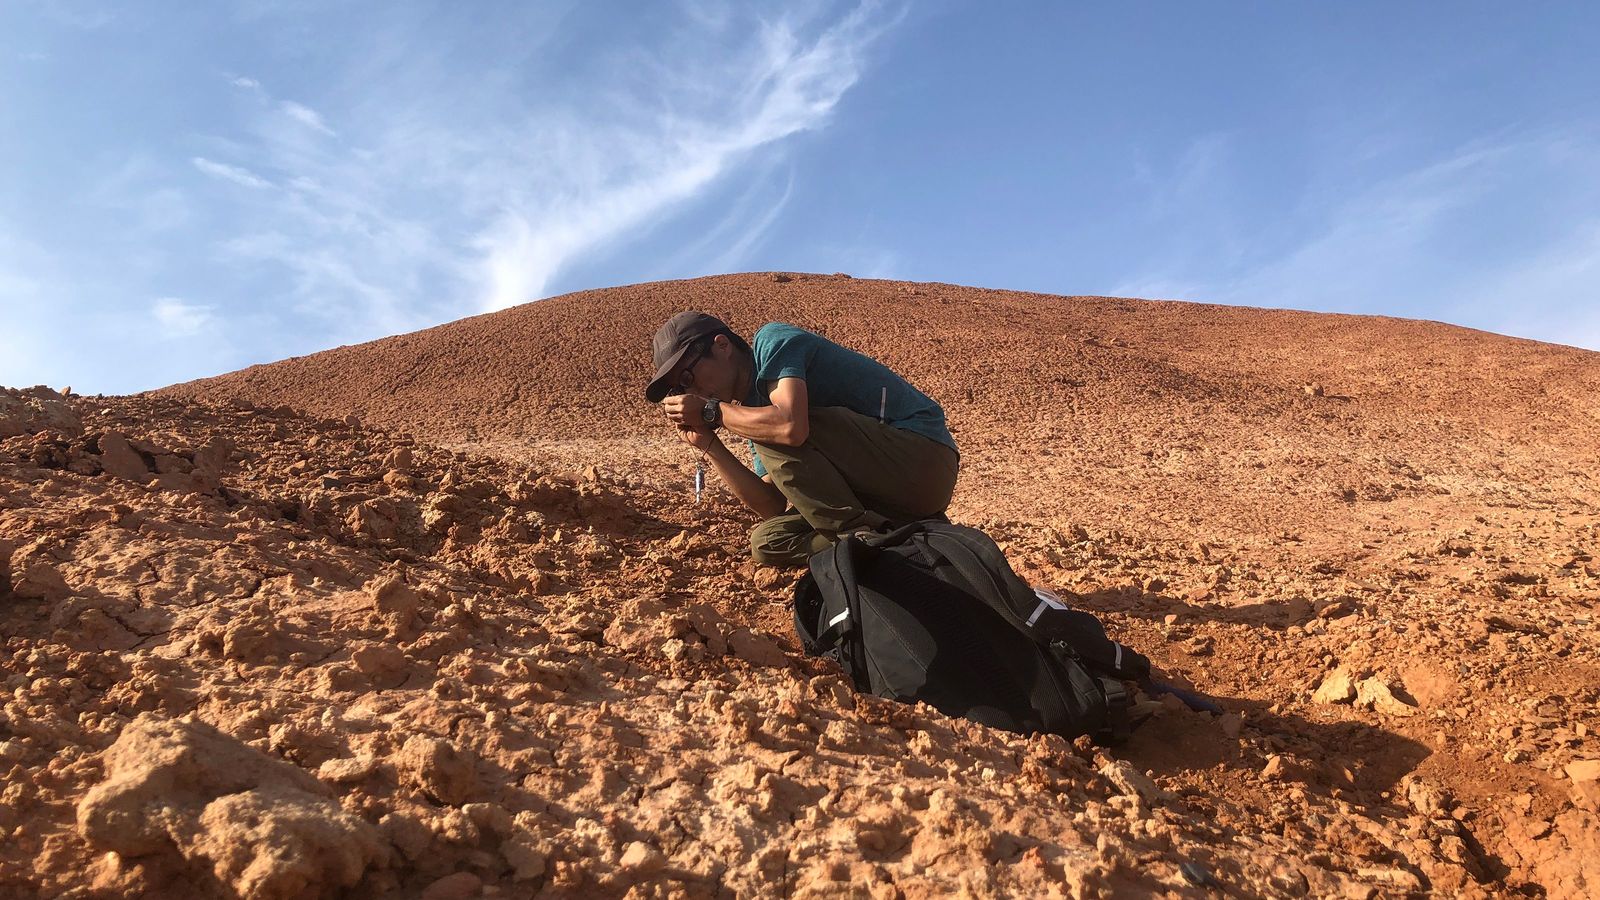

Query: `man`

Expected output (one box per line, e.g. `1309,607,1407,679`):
646,311,960,567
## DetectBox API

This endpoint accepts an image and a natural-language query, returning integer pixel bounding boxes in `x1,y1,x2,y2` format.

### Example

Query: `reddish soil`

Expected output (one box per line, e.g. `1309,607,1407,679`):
4,272,1599,898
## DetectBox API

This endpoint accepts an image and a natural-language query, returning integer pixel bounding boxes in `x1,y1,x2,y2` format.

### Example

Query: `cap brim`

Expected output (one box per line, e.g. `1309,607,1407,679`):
644,344,693,402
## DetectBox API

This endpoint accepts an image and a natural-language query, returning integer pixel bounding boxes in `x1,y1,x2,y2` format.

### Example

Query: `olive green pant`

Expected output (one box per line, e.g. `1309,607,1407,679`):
748,407,960,567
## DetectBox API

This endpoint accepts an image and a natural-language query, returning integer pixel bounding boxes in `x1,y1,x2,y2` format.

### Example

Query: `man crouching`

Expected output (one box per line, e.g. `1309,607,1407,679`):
646,311,960,567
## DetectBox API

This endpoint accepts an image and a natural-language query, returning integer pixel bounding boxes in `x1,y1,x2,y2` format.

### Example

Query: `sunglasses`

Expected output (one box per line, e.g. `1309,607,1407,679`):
668,340,714,395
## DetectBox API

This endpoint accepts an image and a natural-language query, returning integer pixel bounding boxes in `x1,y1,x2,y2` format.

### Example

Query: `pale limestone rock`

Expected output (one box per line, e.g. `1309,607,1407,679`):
76,714,385,900
1312,668,1357,705
396,735,477,806
1355,677,1418,717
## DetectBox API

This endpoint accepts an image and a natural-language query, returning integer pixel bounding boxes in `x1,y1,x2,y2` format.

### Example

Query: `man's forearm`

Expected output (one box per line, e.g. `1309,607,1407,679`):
719,402,806,447
704,439,787,518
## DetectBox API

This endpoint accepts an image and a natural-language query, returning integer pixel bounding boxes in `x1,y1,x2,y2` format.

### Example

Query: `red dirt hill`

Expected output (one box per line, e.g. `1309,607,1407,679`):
2,272,1597,897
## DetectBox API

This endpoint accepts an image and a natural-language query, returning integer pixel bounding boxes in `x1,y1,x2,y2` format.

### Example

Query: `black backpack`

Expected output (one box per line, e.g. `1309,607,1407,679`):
794,520,1151,744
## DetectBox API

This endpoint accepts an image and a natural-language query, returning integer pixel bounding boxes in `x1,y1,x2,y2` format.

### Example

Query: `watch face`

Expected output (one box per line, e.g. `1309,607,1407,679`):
702,400,718,424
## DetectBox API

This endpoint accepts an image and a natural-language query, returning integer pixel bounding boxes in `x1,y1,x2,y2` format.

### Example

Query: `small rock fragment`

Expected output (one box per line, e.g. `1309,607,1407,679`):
502,818,548,881
1179,860,1216,886
1565,759,1600,783
1355,866,1422,892
396,736,478,806
619,840,666,873
1315,596,1357,619
1098,760,1165,804
317,755,378,784
384,446,414,472
728,628,786,667
350,643,408,679
1355,678,1418,717
1312,668,1357,705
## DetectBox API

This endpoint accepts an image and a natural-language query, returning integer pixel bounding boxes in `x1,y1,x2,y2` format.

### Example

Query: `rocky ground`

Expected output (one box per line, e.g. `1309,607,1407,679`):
4,273,1600,898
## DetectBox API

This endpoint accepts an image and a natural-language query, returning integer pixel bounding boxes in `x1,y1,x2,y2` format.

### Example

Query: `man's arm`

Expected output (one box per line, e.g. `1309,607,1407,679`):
697,433,787,519
720,377,809,446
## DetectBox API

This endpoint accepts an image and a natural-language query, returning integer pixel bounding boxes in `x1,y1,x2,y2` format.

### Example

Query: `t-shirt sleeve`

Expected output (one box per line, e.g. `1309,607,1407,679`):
757,325,815,383
747,324,814,481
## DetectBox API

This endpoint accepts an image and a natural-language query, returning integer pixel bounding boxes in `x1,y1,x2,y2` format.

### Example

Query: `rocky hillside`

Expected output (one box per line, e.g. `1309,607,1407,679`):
2,272,1598,898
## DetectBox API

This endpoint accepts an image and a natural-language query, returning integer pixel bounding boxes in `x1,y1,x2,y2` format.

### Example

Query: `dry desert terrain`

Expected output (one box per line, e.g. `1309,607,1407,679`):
3,272,1599,898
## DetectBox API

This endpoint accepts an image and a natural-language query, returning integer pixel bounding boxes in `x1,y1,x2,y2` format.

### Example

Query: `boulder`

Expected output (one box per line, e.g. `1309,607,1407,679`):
76,714,386,900
97,431,153,482
0,386,82,438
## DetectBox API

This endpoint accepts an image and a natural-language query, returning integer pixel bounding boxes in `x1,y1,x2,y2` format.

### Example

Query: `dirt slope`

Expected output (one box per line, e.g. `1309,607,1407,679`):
3,272,1599,898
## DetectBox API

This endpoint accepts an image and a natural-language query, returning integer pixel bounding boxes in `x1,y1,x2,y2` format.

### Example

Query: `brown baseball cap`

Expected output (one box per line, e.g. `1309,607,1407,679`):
644,311,750,402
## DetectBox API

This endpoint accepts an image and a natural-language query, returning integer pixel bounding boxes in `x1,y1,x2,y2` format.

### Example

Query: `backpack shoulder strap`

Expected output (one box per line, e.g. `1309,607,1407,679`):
918,526,1038,632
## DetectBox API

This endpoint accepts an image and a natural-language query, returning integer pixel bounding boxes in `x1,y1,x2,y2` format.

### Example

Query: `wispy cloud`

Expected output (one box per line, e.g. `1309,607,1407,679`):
192,157,272,190
3,3,905,392
280,101,335,136
707,166,796,273
1116,131,1600,351
466,1,902,310
185,0,904,343
151,298,216,338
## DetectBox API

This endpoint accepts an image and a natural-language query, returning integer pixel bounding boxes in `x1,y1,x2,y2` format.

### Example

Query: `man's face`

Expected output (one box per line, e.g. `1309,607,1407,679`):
671,334,738,402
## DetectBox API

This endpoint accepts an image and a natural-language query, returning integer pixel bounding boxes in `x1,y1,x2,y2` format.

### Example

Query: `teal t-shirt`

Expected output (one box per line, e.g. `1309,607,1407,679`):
744,323,956,476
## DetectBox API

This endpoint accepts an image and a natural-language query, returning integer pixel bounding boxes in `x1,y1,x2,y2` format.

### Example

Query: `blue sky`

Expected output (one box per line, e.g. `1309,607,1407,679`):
3,1,1598,394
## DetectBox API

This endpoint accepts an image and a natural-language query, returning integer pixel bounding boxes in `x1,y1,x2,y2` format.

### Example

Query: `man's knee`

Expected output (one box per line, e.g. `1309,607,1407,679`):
749,517,827,568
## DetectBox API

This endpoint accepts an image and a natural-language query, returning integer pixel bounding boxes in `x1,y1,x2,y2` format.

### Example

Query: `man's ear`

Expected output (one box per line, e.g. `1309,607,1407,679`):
712,333,732,356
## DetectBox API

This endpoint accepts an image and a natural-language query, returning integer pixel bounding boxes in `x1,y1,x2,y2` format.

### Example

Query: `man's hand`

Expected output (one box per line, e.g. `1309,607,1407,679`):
677,425,719,453
663,393,718,451
661,392,710,431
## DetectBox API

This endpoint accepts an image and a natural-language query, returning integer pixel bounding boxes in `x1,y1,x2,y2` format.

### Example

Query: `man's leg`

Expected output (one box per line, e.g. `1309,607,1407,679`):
749,512,832,568
755,407,959,538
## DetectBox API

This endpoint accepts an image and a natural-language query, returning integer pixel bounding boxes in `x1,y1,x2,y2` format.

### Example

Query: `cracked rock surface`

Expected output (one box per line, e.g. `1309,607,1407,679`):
4,273,1600,898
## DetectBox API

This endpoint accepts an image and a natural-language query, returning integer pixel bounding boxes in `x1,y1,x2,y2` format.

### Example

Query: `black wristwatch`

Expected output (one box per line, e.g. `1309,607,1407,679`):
701,398,722,428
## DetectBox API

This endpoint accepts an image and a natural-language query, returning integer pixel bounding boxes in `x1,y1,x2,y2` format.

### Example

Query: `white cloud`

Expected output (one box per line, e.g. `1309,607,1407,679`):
689,163,796,275
191,157,272,189
467,2,902,310
182,0,904,341
230,76,261,90
151,298,216,338
281,101,336,136
1116,132,1600,352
